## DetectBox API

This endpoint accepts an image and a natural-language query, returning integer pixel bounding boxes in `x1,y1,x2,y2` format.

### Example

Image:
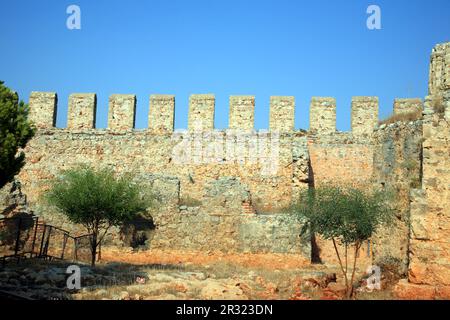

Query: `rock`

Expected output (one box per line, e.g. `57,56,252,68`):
139,283,169,295
200,281,247,300
133,294,142,300
184,272,207,281
71,293,84,300
393,280,436,300
47,272,65,283
41,284,53,291
8,278,20,286
83,275,95,284
265,282,279,294
150,273,175,282
159,294,178,300
119,291,130,300
96,289,108,296
34,273,47,284
326,282,347,295
126,284,142,292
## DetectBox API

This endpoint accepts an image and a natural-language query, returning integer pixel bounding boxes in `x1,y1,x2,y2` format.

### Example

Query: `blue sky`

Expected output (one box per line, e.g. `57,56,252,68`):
1,0,449,130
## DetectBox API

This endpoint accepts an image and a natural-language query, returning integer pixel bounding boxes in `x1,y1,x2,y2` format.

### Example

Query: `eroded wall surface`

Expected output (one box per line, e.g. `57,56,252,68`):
372,121,423,274
2,43,449,285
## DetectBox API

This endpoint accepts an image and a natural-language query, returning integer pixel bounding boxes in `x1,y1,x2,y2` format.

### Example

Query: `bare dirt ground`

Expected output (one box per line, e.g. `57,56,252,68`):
0,249,399,300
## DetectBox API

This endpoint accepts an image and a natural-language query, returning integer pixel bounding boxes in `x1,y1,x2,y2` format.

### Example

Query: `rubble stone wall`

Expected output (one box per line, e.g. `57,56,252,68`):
2,43,448,278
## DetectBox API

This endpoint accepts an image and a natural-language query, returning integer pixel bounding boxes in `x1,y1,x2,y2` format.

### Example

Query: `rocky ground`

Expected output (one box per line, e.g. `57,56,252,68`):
0,249,400,300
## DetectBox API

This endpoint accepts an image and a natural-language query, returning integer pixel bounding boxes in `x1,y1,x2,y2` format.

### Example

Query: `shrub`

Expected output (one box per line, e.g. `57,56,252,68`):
292,185,395,298
46,166,153,266
401,159,418,171
0,81,36,189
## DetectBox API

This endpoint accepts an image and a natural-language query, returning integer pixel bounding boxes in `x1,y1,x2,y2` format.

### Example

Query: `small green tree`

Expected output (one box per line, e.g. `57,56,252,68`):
46,166,152,266
0,81,36,189
293,185,394,298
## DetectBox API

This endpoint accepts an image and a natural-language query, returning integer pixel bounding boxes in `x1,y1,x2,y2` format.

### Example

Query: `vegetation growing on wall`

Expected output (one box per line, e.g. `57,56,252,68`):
379,110,422,126
431,95,445,117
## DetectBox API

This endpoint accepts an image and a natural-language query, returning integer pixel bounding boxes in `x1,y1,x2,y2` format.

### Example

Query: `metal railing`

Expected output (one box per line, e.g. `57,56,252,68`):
0,216,93,266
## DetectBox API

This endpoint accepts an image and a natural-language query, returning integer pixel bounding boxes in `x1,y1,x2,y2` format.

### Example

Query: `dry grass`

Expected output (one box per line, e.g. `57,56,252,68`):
431,95,445,116
100,248,311,270
379,109,422,126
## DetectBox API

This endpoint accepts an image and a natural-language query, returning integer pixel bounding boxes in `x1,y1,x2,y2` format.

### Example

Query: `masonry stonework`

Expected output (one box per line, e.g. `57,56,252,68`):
269,96,295,132
2,42,449,289
28,92,57,129
394,94,450,299
149,95,175,133
309,97,336,135
351,96,378,137
68,93,97,130
108,94,136,131
372,120,423,275
229,96,255,131
188,94,215,131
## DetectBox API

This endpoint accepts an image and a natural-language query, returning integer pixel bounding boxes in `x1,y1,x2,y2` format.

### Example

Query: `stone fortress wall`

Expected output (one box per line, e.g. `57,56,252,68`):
5,43,449,289
394,42,450,298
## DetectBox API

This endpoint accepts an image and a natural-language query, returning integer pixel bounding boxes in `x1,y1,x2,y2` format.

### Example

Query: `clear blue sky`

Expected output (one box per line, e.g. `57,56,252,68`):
1,0,449,130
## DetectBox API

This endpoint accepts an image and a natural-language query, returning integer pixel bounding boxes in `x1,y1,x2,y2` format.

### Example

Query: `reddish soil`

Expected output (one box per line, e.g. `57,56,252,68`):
101,248,312,270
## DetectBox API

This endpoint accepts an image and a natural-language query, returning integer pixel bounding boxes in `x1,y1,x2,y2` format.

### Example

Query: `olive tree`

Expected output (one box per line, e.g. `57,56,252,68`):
293,185,394,298
46,166,152,266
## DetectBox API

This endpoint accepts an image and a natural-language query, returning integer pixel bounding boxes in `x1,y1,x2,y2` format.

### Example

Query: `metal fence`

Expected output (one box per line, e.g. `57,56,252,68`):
0,216,93,265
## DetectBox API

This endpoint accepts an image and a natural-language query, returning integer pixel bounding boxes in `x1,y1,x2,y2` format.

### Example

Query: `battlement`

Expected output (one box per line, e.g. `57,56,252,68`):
29,92,57,129
68,93,97,129
30,92,432,136
351,96,378,137
149,94,175,133
229,96,255,131
188,94,215,131
108,94,136,130
309,97,336,135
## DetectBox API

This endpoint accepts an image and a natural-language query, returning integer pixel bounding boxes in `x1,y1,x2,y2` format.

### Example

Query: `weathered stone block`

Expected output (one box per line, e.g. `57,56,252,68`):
410,189,429,240
108,94,136,131
202,177,251,215
29,92,57,129
188,94,215,131
142,174,180,208
309,97,336,135
269,96,295,132
229,96,255,131
68,93,96,129
351,96,378,137
149,95,175,133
